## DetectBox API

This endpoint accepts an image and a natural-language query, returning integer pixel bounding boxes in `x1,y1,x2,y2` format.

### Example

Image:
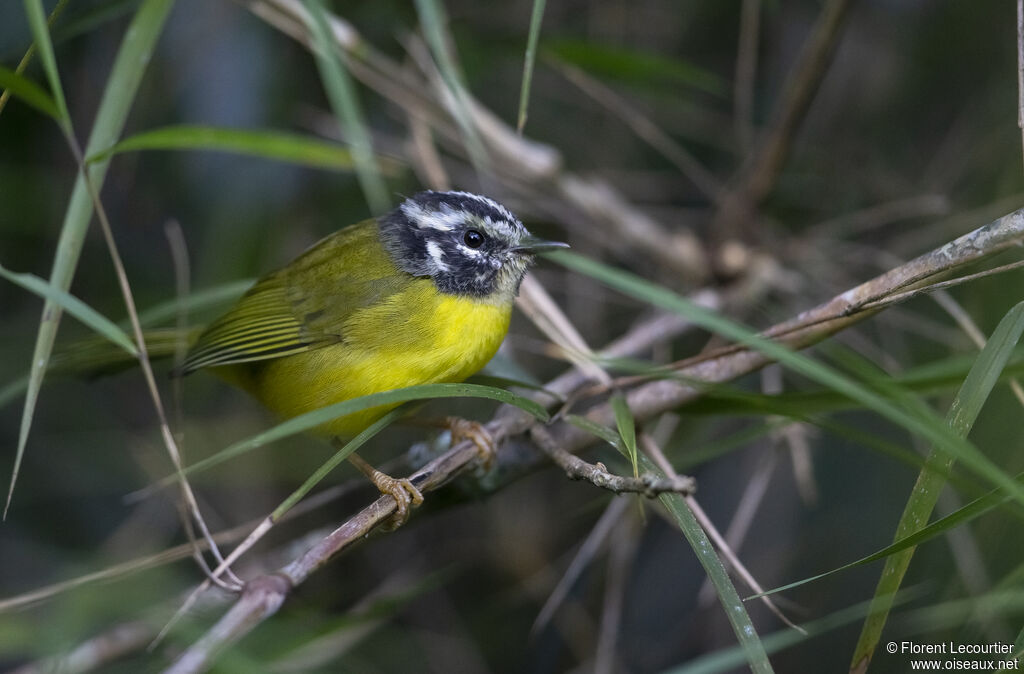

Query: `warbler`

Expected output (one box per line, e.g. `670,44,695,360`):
181,190,566,517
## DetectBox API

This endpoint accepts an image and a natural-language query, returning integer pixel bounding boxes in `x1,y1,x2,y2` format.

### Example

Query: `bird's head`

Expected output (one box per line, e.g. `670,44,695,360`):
379,191,567,302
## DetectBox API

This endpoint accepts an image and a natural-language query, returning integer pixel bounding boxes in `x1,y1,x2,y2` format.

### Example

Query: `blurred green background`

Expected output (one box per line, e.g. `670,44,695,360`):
2,0,1023,672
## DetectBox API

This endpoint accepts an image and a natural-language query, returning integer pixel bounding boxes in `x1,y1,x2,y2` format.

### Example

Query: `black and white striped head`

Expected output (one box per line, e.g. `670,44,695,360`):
379,191,566,300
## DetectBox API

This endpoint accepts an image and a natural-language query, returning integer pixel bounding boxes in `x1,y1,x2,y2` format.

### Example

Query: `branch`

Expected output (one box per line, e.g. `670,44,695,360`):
529,425,696,497
713,0,855,242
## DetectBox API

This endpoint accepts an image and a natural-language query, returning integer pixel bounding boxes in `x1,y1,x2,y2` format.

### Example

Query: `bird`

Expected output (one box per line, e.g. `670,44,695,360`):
179,190,567,521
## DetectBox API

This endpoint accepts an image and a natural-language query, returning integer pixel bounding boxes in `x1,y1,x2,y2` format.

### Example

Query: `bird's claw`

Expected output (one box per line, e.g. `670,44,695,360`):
446,417,497,470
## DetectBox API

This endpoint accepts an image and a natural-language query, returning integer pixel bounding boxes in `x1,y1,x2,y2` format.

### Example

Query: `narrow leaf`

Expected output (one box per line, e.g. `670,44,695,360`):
86,125,400,174
301,0,390,214
545,39,728,97
133,279,253,327
22,0,71,128
565,414,623,449
413,0,489,171
0,264,137,356
516,0,547,133
645,452,774,673
0,66,60,120
611,393,639,477
753,471,1024,599
851,301,1024,670
9,0,174,516
158,383,548,484
273,407,406,519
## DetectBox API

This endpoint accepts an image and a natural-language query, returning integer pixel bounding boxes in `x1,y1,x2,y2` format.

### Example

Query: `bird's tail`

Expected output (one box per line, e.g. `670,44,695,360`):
50,327,204,378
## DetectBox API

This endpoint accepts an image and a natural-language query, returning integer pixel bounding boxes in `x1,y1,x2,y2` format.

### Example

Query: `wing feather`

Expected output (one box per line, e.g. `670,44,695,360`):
182,220,409,373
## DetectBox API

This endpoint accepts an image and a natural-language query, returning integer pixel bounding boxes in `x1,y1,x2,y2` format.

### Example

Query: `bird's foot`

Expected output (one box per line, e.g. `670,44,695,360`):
446,417,497,471
348,453,424,529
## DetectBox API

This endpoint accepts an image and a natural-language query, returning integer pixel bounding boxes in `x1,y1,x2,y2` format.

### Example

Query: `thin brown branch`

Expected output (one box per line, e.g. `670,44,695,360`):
531,497,630,637
530,425,696,497
714,0,855,241
733,0,762,153
1018,0,1024,172
551,59,724,201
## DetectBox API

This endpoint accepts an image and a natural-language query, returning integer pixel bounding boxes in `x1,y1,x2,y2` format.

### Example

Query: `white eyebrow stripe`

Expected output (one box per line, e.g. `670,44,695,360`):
401,201,464,231
401,191,528,246
447,190,518,224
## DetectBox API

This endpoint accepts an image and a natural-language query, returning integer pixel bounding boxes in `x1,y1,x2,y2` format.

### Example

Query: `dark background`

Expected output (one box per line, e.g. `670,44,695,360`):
1,1,1023,672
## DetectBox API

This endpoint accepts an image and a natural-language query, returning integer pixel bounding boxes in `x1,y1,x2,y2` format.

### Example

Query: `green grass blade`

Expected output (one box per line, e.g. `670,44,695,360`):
545,39,728,97
664,592,921,674
0,281,249,411
50,0,140,45
850,300,1024,670
160,383,548,484
22,0,71,130
680,349,1024,418
272,408,406,519
133,279,253,327
413,0,489,171
0,0,69,118
565,414,624,449
547,250,1024,506
611,393,639,477
8,0,173,517
516,0,547,133
301,0,389,214
644,452,774,673
0,66,60,120
85,125,401,175
753,471,1024,600
0,377,30,411
0,264,137,356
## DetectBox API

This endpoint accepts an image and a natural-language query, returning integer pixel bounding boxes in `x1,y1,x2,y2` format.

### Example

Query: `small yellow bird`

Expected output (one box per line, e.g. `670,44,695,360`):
181,190,566,518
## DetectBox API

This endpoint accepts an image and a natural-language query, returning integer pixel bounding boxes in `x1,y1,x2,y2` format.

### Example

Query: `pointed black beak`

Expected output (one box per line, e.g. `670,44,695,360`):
513,235,570,254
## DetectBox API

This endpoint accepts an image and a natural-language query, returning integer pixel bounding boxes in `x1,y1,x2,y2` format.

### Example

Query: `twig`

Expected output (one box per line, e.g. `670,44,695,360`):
811,194,951,238
551,59,724,201
714,0,854,241
516,274,612,385
1018,0,1024,173
530,425,695,497
531,497,631,637
733,0,762,152
594,514,637,674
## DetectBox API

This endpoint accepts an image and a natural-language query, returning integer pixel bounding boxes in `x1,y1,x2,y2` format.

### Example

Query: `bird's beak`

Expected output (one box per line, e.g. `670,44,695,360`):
513,235,570,253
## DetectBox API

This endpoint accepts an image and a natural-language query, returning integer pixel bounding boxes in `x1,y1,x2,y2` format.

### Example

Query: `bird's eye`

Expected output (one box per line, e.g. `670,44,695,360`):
463,229,485,248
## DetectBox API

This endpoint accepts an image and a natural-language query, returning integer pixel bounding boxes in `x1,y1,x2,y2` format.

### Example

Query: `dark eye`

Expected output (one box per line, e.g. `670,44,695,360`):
463,229,484,248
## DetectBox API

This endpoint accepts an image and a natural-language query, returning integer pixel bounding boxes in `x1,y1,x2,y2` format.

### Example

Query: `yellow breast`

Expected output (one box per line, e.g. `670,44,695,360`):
231,283,512,437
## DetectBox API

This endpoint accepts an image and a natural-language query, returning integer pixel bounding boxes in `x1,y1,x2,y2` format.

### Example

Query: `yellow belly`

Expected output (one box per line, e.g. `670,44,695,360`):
221,286,512,437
